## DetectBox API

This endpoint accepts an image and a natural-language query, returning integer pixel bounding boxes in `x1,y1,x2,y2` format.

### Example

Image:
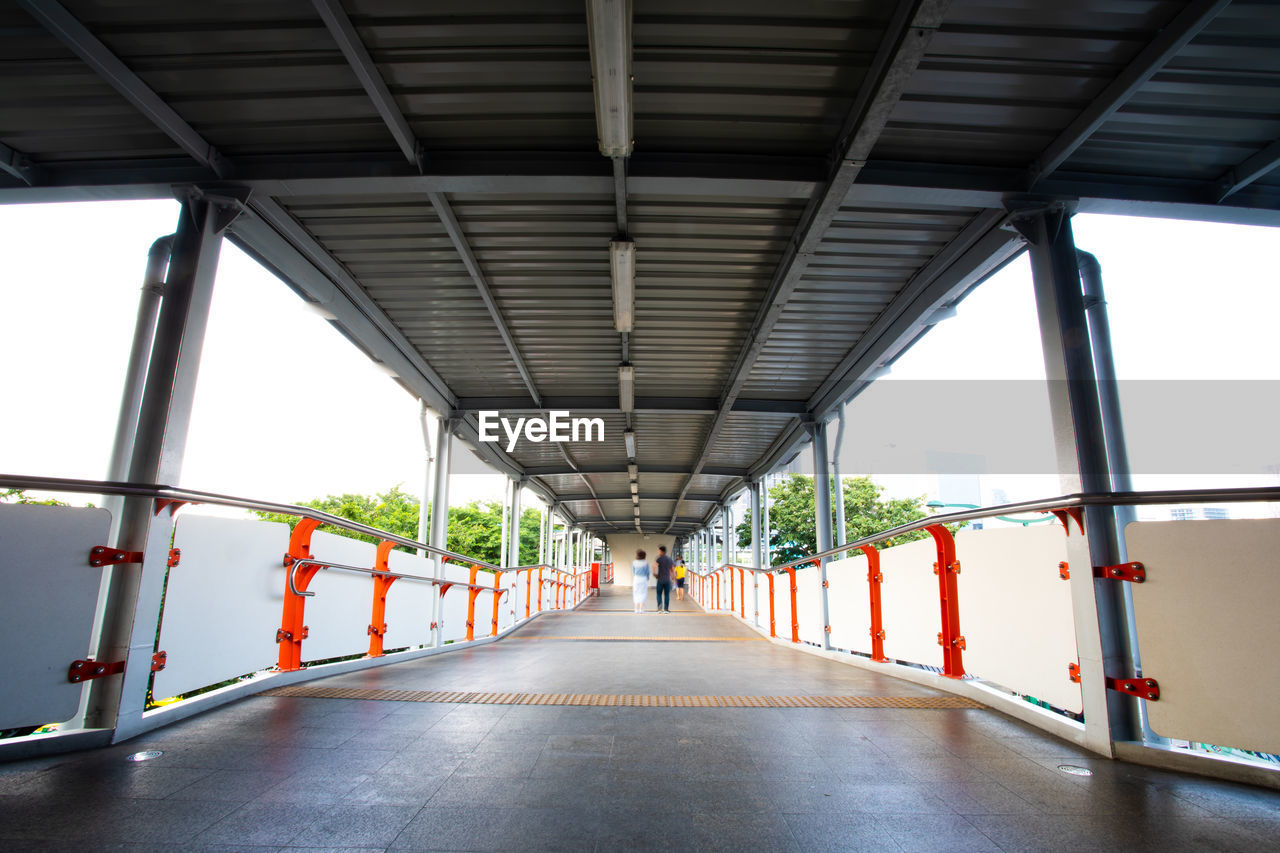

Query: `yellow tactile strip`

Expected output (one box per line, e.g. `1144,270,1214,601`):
261,685,982,709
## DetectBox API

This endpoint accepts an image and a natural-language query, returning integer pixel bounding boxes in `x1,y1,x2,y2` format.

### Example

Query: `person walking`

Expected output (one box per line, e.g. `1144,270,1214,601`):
654,545,675,613
632,549,651,614
674,557,687,601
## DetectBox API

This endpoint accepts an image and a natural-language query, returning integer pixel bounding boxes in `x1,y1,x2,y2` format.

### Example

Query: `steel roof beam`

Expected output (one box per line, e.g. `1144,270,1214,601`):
525,464,747,477
556,492,722,504
663,0,949,532
454,396,806,415
0,141,43,186
1027,0,1231,188
807,208,1022,417
18,0,229,178
312,0,424,172
1215,138,1280,203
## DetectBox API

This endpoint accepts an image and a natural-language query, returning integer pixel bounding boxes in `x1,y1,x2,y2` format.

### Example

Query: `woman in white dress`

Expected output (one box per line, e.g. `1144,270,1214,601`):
632,549,651,613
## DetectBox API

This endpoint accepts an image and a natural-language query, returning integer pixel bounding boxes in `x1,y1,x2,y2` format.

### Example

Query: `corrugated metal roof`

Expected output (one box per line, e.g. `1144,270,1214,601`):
2,0,1277,535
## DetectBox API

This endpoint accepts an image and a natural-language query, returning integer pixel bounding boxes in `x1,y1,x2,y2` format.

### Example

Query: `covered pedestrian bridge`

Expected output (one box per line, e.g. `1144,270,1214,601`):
3,0,1280,849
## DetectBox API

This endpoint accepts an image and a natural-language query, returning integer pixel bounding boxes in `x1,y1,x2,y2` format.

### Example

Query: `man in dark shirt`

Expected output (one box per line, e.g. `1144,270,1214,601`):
654,546,675,613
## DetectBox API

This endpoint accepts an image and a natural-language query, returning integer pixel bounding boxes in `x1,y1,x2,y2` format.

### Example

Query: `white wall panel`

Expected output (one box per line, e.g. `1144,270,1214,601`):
1128,519,1280,754
769,571,794,639
795,566,824,645
954,527,1080,713
439,560,474,642
826,553,873,656
383,549,434,649
880,538,944,668
0,504,109,728
153,515,287,700
300,532,377,662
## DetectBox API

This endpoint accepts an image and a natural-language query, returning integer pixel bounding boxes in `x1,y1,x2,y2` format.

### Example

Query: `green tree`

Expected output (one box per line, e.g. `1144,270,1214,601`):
0,488,69,506
737,474,938,566
253,487,544,564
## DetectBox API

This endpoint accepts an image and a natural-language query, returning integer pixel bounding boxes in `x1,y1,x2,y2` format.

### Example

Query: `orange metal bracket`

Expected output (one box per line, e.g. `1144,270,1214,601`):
1094,561,1145,583
367,540,398,657
154,498,191,516
490,570,503,636
68,658,124,682
1050,507,1085,536
89,546,143,567
1107,676,1159,701
1068,662,1081,683
861,544,888,662
1058,561,1070,580
465,565,481,641
926,524,965,678
277,518,323,671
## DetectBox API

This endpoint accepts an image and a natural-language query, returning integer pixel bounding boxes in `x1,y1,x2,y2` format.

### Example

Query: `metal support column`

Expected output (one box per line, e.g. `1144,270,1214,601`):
832,408,847,559
97,196,230,738
761,477,771,570
429,416,454,648
498,477,511,568
1015,201,1137,754
811,420,834,649
417,402,435,557
750,479,762,626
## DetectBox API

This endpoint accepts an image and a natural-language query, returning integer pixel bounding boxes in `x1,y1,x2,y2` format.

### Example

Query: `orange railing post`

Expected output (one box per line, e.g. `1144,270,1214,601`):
861,544,888,662
537,567,544,612
465,565,481,641
277,518,323,671
927,524,965,677
738,568,746,619
728,568,735,616
786,566,799,642
367,540,397,657
525,569,532,618
490,570,502,637
767,572,776,638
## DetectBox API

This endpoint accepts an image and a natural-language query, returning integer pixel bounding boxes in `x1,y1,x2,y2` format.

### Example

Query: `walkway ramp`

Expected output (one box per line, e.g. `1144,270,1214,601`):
3,585,1279,850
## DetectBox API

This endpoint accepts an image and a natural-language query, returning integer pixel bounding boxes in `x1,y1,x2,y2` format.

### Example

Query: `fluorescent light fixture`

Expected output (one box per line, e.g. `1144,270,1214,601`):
623,428,636,458
610,239,635,333
630,481,638,495
627,463,638,478
586,0,633,158
618,365,635,413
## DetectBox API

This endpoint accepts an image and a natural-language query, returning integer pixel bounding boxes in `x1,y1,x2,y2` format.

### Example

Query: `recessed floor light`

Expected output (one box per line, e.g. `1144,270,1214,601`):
125,750,163,762
1057,764,1093,776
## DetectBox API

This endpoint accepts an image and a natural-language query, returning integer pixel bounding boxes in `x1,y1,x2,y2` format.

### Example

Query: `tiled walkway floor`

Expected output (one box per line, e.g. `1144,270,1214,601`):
3,586,1279,851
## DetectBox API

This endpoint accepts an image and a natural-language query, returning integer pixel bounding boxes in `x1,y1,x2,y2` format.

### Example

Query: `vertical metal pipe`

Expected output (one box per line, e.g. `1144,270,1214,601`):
832,408,847,559
95,198,224,733
103,234,174,538
429,417,453,648
498,477,510,568
761,477,771,569
811,420,833,649
508,478,523,568
1023,204,1136,750
750,479,762,626
417,402,435,557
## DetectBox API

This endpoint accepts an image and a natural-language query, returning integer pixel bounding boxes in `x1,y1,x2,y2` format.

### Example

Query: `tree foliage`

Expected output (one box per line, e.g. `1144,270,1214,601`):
736,474,938,566
253,486,542,564
0,488,70,506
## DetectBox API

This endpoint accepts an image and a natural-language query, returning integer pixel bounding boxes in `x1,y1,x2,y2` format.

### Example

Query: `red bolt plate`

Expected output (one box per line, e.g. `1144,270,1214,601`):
151,651,167,672
1058,561,1070,580
1093,562,1146,583
1107,677,1159,701
167,548,181,568
89,546,144,567
1068,662,1081,683
68,658,124,683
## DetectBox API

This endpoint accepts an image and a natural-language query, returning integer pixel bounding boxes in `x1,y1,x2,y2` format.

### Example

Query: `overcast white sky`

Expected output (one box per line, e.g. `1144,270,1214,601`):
1,201,1276,519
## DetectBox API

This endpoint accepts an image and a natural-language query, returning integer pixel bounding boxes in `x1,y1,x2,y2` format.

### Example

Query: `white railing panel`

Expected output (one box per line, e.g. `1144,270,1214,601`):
300,532,377,662
795,567,824,645
771,572,793,638
1127,518,1280,755
954,527,1080,713
439,560,474,642
880,538,944,668
826,553,873,656
0,504,109,729
153,515,287,700
383,549,434,649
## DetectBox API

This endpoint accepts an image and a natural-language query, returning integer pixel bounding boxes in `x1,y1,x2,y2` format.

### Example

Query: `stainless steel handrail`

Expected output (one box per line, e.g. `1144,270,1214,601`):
0,473,504,571
691,486,1280,576
286,557,511,600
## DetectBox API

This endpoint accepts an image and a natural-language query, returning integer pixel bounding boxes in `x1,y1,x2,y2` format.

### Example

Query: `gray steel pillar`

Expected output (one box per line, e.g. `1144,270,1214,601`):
417,402,434,556
750,479,762,625
811,420,833,649
832,408,847,559
97,196,228,735
508,479,523,567
498,477,510,568
1016,201,1136,752
761,477,771,569
429,416,454,648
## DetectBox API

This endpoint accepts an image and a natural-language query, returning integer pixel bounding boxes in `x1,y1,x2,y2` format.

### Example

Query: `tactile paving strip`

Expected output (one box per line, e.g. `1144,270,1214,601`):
261,685,983,709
